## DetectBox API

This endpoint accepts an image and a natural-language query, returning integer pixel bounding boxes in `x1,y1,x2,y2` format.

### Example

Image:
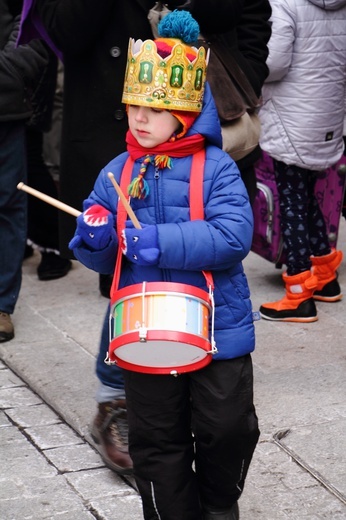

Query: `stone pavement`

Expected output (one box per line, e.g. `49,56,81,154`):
1,220,346,519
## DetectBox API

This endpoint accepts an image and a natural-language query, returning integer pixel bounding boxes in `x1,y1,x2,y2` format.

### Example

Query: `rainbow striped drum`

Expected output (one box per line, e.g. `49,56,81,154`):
108,281,214,375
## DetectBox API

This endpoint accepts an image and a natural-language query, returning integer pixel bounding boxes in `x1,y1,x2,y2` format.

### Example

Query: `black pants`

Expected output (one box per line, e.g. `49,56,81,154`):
26,127,60,250
239,163,257,207
124,355,259,520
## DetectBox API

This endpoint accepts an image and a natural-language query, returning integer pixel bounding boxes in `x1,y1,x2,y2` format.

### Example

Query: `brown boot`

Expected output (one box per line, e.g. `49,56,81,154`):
260,270,319,322
311,249,343,302
0,312,14,342
90,400,133,475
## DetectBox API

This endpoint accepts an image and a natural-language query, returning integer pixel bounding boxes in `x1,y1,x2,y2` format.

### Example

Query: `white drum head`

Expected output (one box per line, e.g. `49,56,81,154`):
115,340,207,368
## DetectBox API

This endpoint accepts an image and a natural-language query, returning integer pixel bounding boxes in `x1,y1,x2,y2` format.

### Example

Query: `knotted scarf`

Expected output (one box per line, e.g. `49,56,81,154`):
126,130,205,199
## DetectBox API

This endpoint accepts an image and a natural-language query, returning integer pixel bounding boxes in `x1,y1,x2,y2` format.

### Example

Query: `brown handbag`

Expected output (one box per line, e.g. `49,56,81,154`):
201,35,262,161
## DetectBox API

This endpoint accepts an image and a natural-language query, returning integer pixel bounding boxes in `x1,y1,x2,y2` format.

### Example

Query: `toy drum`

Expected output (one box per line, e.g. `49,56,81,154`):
107,281,216,375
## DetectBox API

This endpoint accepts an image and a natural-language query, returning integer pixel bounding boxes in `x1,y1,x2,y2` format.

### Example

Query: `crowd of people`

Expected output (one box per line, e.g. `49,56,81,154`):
1,0,345,519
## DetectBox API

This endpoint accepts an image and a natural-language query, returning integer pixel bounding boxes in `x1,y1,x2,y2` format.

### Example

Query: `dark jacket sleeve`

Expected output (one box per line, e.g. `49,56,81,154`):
172,0,272,95
0,13,50,120
189,0,245,33
206,0,271,96
235,0,272,95
2,15,49,85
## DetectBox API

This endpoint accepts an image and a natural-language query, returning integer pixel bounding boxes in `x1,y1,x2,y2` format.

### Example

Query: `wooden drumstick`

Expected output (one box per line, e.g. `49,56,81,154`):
17,182,81,217
107,172,141,229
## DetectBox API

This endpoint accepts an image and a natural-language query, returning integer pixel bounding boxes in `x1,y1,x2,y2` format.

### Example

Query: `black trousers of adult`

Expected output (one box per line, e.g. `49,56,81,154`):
123,354,259,520
26,127,60,251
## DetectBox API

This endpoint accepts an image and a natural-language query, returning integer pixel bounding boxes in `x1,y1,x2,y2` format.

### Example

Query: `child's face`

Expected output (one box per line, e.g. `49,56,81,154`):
128,105,180,148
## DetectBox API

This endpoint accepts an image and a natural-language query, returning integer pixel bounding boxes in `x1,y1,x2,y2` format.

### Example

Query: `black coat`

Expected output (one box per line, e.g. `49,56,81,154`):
35,0,271,256
0,0,50,122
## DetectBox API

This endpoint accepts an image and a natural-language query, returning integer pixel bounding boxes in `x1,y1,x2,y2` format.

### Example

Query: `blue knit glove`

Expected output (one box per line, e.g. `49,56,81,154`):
121,221,160,266
69,202,115,251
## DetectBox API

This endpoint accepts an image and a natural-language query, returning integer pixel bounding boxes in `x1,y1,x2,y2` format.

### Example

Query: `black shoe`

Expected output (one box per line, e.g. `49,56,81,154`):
202,502,240,520
313,278,342,302
99,273,113,298
90,400,133,475
37,252,72,281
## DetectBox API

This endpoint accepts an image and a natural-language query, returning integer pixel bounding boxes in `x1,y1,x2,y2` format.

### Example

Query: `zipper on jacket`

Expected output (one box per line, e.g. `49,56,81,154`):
154,167,162,220
153,166,170,283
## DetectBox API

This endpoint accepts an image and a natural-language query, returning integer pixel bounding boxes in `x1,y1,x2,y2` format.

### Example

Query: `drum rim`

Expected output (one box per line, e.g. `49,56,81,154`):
111,290,211,313
111,281,211,307
113,356,212,375
110,341,213,375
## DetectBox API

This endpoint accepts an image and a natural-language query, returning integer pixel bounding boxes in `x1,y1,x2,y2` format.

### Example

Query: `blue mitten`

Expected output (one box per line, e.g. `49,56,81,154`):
121,222,160,266
69,204,115,250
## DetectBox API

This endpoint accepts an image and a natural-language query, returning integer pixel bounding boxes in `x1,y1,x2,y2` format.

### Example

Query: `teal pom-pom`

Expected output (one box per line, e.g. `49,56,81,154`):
158,10,200,43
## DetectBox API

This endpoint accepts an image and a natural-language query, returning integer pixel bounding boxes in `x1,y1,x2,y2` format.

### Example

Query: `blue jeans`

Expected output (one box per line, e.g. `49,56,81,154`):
0,122,27,314
95,305,125,402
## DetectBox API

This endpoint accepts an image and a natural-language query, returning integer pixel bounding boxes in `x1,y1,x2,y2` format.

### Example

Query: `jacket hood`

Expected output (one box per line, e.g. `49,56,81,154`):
186,82,223,148
308,0,346,10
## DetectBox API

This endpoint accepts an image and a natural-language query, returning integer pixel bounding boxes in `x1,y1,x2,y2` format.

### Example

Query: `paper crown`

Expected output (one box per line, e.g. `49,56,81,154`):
122,11,209,113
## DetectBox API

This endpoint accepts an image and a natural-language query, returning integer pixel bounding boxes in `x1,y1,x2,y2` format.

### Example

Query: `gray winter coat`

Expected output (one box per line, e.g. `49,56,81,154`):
259,0,346,170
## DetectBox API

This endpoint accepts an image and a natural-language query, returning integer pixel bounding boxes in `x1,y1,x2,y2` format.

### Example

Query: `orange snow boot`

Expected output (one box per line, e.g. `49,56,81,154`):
260,270,319,322
311,249,343,302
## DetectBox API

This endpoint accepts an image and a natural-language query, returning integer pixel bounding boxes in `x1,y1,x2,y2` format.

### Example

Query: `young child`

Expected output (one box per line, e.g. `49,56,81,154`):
258,0,345,322
69,11,259,520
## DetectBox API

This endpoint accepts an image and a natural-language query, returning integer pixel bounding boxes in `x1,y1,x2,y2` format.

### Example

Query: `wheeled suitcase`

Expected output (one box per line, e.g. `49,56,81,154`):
251,151,346,267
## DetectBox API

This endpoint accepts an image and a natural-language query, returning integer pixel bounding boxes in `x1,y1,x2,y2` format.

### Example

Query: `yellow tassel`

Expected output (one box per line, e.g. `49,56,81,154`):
155,155,172,169
128,176,149,199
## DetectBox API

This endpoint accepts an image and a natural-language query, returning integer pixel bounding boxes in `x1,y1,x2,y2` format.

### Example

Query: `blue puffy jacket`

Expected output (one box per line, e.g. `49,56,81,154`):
73,84,255,360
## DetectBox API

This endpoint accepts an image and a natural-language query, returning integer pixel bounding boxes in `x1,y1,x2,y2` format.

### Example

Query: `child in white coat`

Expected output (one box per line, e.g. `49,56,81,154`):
258,0,346,322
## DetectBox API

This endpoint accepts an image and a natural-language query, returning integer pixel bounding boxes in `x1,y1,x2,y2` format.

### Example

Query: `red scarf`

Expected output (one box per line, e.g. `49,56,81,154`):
126,130,205,159
125,130,205,199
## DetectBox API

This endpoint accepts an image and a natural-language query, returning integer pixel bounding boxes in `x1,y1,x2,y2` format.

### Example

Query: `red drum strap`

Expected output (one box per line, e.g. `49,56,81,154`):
111,156,135,296
111,150,214,293
188,149,214,291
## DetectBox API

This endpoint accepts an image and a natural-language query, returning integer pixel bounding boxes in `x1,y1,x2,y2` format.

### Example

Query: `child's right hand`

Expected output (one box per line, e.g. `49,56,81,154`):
69,203,115,251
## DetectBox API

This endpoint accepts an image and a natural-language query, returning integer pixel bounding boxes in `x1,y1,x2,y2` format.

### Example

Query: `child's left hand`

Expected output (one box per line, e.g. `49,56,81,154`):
121,222,160,266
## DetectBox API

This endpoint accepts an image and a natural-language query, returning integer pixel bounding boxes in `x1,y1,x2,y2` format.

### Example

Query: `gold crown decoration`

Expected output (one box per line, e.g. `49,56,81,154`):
122,31,209,112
